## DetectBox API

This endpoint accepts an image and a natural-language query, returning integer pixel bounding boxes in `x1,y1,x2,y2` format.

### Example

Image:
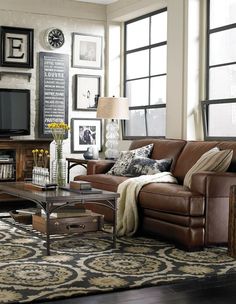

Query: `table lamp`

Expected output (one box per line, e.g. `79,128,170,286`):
96,97,129,159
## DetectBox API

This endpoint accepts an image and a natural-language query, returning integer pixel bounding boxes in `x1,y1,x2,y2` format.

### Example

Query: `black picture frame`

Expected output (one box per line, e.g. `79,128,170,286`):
38,52,69,138
71,118,102,153
0,26,34,68
74,74,101,111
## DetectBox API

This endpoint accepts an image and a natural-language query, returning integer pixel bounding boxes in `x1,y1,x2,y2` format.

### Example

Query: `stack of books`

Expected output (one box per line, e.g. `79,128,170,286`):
69,181,92,190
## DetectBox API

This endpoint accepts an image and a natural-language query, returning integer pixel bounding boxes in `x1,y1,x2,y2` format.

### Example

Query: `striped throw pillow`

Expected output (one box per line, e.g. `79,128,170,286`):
183,147,233,188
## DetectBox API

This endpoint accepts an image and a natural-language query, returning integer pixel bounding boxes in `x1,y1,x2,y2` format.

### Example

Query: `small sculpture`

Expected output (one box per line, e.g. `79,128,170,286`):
83,147,94,160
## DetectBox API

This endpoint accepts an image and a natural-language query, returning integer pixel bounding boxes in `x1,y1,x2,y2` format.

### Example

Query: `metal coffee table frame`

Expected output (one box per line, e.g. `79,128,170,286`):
0,182,119,255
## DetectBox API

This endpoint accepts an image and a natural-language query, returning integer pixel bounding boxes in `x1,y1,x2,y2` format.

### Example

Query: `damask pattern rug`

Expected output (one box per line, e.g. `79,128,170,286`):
0,218,236,303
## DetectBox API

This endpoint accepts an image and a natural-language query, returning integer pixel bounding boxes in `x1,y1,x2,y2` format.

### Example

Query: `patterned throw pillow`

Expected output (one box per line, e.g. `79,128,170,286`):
183,147,233,188
125,157,172,177
107,144,154,176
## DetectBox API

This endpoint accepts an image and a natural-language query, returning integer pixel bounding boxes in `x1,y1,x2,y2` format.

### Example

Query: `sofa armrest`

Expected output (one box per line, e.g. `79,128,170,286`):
86,159,115,175
191,171,236,197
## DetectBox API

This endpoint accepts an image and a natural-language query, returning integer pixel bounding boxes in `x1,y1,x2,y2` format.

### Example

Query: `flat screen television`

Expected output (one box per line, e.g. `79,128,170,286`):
0,88,30,137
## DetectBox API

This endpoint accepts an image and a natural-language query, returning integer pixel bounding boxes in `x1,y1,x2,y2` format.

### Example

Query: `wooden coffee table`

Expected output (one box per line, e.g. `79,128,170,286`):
0,182,119,255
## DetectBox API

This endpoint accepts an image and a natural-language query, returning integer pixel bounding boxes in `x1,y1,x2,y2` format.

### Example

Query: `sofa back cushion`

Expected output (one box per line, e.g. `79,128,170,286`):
217,141,236,172
129,139,186,172
173,141,219,183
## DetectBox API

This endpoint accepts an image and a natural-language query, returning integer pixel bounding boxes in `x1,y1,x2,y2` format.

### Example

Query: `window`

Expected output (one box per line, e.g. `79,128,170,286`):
203,0,236,139
123,8,167,139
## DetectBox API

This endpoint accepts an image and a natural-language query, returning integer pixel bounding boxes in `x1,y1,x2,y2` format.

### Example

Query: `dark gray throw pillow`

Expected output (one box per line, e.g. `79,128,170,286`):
125,157,172,177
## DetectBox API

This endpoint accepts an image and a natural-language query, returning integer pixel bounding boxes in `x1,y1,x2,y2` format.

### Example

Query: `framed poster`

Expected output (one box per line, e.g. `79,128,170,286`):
75,74,101,111
71,118,102,153
72,33,102,69
39,52,69,138
0,26,34,68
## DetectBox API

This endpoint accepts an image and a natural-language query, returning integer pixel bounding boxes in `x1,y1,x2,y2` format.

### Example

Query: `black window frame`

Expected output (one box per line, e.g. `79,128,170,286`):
122,8,167,140
203,0,236,140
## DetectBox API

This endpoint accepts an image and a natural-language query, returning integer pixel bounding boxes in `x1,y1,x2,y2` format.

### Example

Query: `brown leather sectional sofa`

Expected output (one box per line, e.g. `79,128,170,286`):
74,139,236,250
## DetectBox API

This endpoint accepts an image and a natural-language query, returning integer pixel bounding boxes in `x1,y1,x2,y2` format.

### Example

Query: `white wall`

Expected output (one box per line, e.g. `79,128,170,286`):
184,0,203,140
166,0,185,139
0,0,106,21
0,0,106,179
0,0,205,179
107,0,204,142
107,0,166,21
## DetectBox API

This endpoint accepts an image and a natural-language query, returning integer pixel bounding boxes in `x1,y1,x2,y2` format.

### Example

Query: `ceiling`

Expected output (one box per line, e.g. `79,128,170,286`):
74,0,118,4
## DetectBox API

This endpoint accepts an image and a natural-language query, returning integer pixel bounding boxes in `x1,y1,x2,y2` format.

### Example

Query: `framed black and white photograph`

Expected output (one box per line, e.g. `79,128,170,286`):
75,74,101,111
72,33,102,69
71,118,102,153
0,26,34,68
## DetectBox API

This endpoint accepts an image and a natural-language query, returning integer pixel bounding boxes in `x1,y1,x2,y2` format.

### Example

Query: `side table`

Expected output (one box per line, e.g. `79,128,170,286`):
66,158,89,183
228,185,236,257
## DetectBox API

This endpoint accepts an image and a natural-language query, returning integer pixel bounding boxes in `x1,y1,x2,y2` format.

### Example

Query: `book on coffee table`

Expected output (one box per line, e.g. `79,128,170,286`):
70,181,92,190
60,186,102,194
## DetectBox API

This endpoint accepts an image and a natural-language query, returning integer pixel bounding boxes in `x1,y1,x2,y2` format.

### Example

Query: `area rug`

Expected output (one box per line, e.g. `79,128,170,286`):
0,219,236,303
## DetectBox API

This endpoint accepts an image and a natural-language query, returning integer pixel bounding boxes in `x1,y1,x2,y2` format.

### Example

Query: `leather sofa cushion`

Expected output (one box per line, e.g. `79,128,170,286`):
173,141,218,183
139,183,205,216
74,174,128,192
76,174,204,217
218,141,236,172
129,138,186,171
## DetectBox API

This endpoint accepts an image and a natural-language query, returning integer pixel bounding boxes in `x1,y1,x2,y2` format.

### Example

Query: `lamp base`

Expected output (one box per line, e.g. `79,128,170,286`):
105,120,119,160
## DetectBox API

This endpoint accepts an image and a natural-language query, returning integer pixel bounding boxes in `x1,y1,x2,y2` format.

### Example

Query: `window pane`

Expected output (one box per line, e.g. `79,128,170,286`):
151,45,167,75
124,9,167,139
210,28,236,65
210,0,236,29
126,50,149,80
147,108,166,136
151,11,167,44
124,110,146,136
150,76,166,104
208,103,236,136
126,18,149,50
126,79,149,106
209,64,236,99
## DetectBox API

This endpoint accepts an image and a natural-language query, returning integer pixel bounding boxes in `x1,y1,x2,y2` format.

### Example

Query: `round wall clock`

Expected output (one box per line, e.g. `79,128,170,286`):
44,28,65,49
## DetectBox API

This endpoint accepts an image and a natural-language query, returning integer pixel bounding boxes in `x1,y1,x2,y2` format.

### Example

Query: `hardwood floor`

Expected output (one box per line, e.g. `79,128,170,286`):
42,273,236,304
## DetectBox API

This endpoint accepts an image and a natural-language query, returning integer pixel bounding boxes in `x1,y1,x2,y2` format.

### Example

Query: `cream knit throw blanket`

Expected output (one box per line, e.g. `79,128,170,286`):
116,172,178,237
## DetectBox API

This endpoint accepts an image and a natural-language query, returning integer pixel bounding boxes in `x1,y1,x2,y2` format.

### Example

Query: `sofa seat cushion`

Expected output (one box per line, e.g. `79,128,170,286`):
143,209,205,227
74,174,128,192
138,183,205,216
